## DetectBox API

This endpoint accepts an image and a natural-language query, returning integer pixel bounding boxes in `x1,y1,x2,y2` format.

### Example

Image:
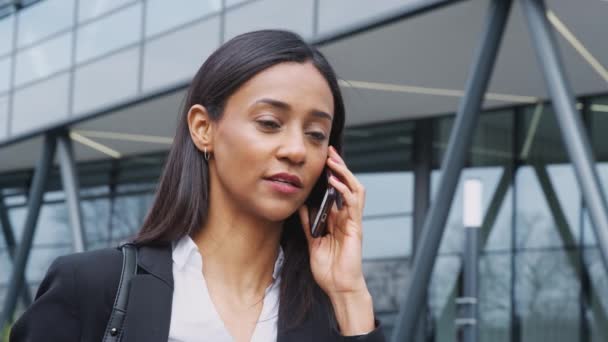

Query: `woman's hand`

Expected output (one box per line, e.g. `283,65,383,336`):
298,145,375,335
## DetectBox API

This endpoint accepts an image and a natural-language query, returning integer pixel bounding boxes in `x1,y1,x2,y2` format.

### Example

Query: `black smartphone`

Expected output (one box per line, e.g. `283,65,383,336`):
310,170,342,238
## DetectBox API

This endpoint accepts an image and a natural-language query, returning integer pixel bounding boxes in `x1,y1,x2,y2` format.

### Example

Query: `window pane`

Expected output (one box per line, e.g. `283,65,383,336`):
73,47,139,115
14,32,72,87
18,0,75,47
143,16,220,92
516,251,581,342
356,172,413,259
78,0,136,23
0,14,15,56
479,254,511,342
12,73,69,135
0,95,7,140
318,0,408,36
0,56,10,93
224,0,314,41
76,3,141,63
145,0,221,37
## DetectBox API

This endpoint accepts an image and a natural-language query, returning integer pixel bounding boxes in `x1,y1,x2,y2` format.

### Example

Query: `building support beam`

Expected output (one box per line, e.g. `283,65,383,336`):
521,0,608,274
0,134,57,329
392,0,512,340
412,118,433,342
0,193,32,307
57,132,86,253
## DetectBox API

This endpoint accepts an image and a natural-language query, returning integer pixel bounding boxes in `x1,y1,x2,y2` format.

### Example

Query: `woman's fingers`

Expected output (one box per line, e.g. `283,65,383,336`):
328,146,365,198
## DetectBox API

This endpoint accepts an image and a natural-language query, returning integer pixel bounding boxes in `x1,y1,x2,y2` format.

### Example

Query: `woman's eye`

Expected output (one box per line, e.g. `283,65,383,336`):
308,131,327,141
258,120,281,130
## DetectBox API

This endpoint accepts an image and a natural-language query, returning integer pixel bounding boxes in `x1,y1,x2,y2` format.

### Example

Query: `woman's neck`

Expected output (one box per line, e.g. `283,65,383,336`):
191,200,284,300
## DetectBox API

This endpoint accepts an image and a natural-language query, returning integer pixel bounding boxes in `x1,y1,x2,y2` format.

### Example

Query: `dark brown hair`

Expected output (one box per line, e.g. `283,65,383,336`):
133,30,345,332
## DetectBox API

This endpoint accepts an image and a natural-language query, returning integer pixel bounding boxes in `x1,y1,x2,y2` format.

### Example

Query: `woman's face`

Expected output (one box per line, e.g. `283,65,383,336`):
208,61,335,222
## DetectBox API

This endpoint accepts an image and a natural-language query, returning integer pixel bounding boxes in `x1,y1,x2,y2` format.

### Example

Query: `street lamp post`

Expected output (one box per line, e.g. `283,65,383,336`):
456,179,483,342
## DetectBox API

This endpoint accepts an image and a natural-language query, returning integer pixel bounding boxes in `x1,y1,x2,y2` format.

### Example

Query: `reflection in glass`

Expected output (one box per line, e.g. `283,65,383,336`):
318,0,409,35
73,47,139,115
145,0,221,37
0,14,14,56
479,254,511,341
78,0,136,23
224,0,314,41
0,95,7,139
0,56,10,93
516,251,581,342
76,3,141,63
11,73,70,135
17,0,74,47
143,17,220,92
14,33,72,87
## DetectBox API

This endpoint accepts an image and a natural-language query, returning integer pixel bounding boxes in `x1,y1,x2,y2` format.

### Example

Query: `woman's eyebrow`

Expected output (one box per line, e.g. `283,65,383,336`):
253,98,332,121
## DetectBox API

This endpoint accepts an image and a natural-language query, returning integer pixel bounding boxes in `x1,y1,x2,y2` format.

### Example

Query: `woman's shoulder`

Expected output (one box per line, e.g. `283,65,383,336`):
53,245,123,279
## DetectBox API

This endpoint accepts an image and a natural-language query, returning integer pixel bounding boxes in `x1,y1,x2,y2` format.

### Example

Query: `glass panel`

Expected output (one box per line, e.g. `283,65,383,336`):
142,16,220,92
318,0,408,36
516,166,568,248
344,121,415,172
32,202,72,246
17,0,75,47
0,95,7,140
429,255,461,342
584,248,608,342
145,0,221,37
76,3,141,63
224,0,314,41
516,251,581,342
73,47,139,115
0,14,15,56
479,254,511,342
591,96,608,161
78,0,136,23
26,246,72,283
11,73,69,135
0,56,10,93
14,32,72,87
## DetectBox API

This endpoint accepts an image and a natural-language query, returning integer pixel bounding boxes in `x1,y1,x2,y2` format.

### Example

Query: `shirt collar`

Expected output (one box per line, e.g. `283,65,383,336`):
172,235,285,280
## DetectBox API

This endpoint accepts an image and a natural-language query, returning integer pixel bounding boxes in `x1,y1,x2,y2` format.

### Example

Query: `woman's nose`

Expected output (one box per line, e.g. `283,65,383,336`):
277,132,306,164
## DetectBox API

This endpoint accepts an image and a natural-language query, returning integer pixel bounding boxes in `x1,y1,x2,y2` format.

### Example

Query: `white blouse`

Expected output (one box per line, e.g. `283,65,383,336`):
168,236,285,342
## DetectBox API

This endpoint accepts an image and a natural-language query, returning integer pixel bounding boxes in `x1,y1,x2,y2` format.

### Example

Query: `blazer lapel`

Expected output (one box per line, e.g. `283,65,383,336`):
121,244,174,342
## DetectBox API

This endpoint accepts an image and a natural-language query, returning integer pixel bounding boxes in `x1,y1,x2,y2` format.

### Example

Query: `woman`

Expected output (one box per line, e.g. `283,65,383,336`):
11,30,386,342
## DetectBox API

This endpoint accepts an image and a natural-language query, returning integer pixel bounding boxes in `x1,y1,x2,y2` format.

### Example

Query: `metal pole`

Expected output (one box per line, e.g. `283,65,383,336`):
521,0,608,273
412,119,433,342
57,132,87,252
0,192,33,307
0,134,57,329
392,0,512,340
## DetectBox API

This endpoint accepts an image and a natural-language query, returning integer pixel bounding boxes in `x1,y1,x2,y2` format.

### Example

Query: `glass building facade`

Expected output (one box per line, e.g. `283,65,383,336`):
1,0,607,341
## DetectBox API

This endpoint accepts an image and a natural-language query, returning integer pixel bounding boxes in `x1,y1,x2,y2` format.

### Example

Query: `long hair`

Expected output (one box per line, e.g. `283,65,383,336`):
133,30,345,332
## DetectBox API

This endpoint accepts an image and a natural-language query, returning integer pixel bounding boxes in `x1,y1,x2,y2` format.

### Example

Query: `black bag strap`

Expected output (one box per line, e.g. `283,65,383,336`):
102,244,138,342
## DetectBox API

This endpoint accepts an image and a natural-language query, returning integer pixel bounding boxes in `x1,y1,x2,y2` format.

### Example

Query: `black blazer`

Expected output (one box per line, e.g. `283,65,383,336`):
10,244,386,342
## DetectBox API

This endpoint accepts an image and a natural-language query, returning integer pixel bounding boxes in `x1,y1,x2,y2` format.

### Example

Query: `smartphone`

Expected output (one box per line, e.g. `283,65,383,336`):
310,170,343,238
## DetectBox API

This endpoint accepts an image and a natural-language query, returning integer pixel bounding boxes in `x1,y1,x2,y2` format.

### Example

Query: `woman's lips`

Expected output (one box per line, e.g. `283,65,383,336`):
265,179,301,194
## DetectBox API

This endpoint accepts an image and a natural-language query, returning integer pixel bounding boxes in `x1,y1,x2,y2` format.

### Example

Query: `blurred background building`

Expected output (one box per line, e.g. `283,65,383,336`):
0,0,607,341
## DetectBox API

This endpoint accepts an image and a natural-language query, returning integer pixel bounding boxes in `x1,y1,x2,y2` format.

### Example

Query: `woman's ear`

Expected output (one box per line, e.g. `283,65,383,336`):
187,104,214,153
